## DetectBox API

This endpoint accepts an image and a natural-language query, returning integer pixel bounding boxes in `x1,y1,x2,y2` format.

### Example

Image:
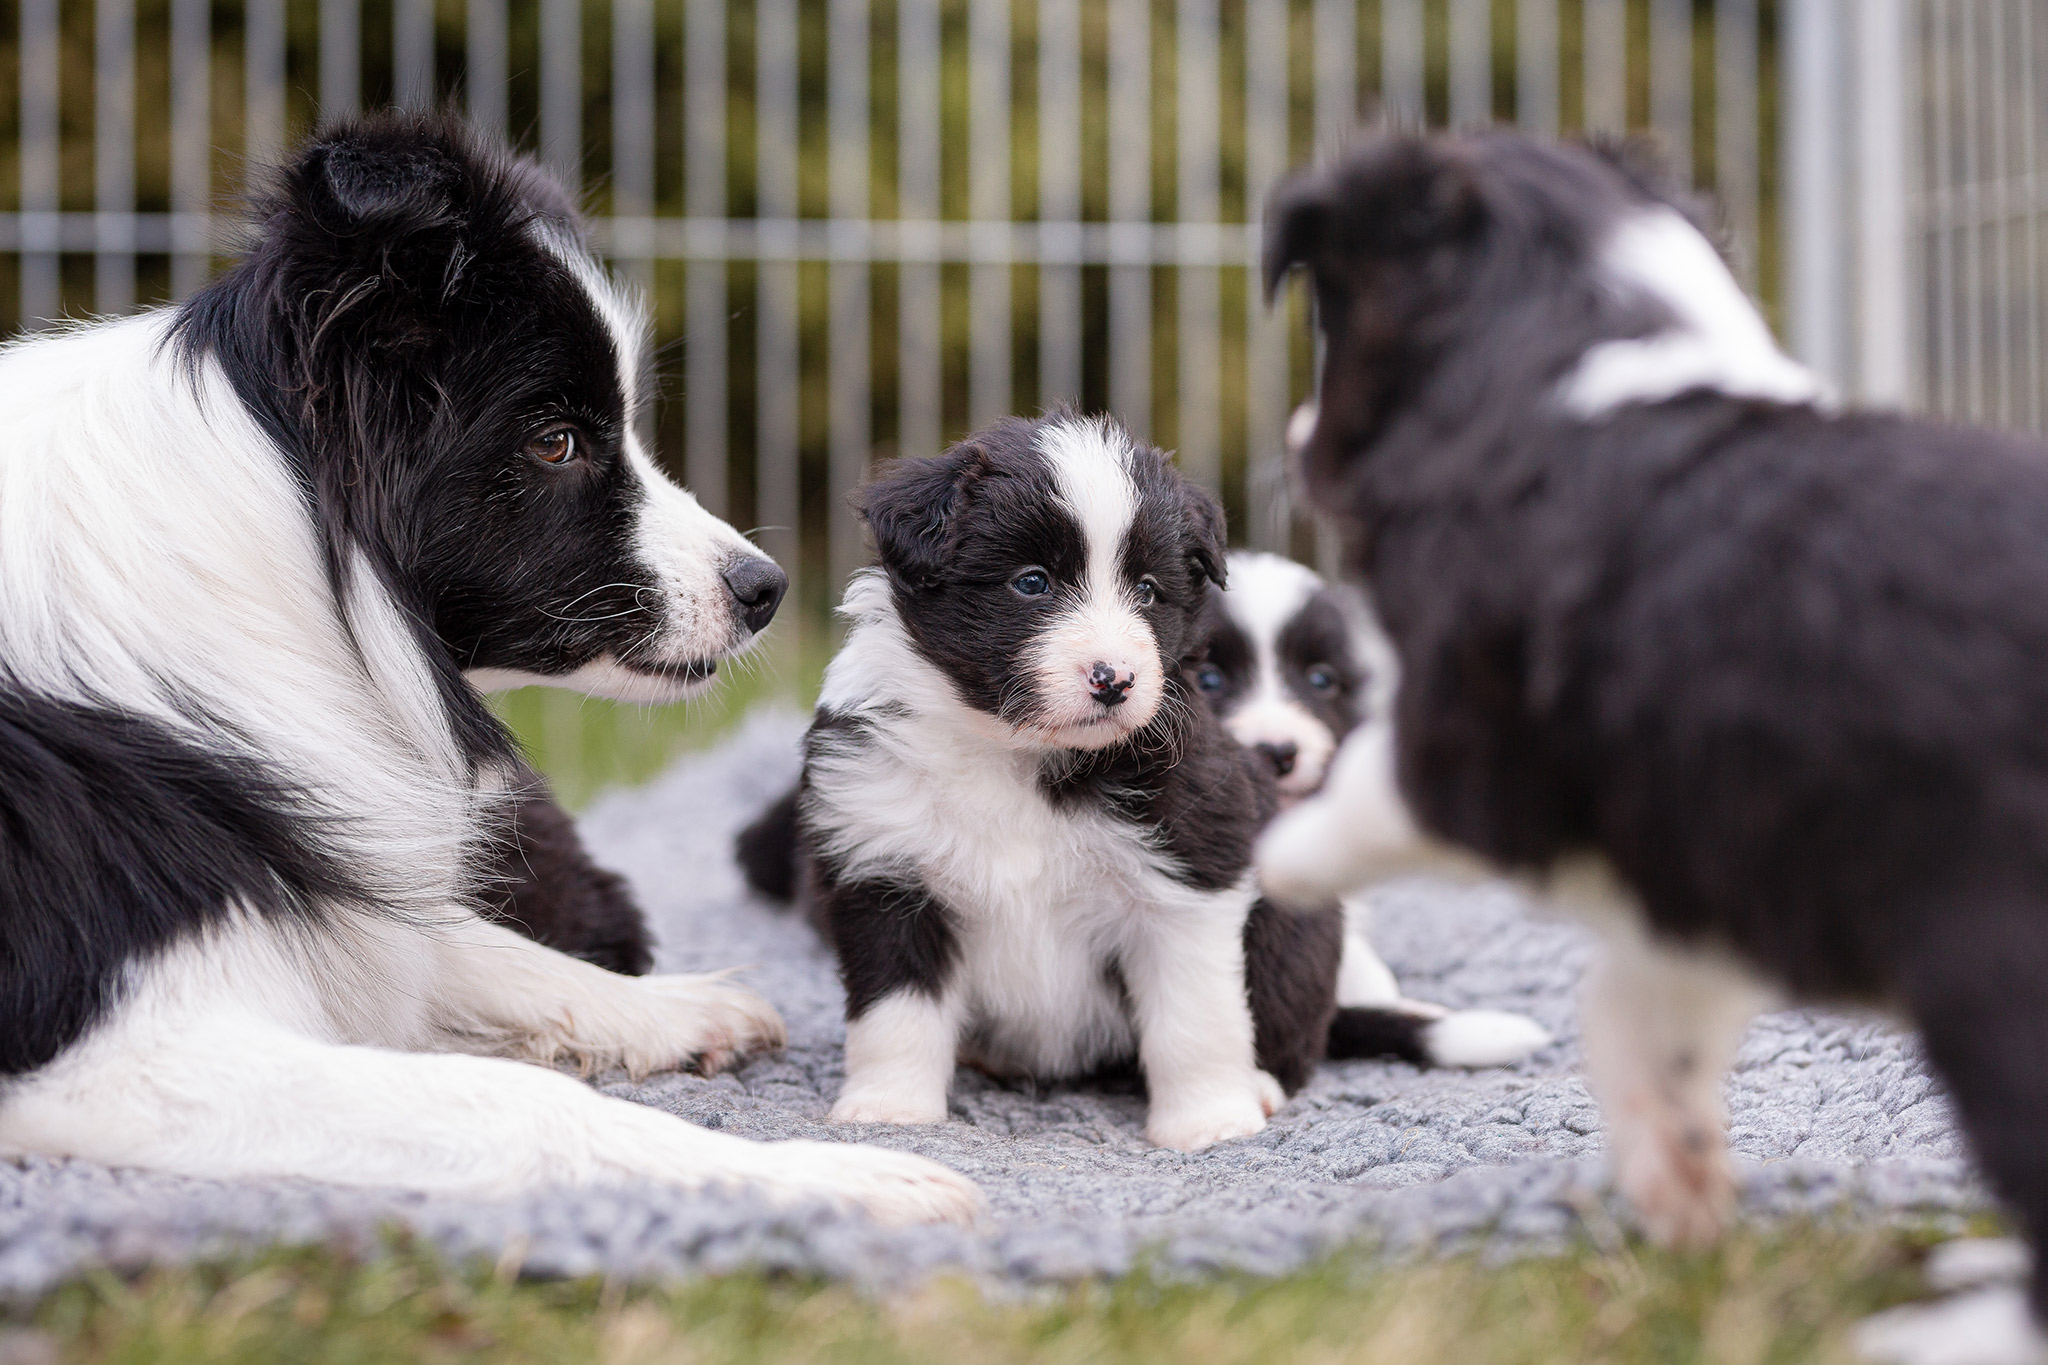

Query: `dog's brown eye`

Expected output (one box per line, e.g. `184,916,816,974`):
525,426,582,466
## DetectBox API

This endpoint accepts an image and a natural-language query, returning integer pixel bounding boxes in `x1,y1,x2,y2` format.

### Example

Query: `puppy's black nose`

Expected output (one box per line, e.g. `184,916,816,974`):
722,558,788,635
1088,661,1136,706
1255,740,1299,777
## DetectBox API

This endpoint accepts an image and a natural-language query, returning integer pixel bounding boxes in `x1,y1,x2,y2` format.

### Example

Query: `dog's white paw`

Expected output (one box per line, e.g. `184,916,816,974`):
524,972,787,1079
632,972,788,1074
1145,1072,1281,1151
829,1085,949,1126
1856,1286,2047,1365
760,1140,983,1227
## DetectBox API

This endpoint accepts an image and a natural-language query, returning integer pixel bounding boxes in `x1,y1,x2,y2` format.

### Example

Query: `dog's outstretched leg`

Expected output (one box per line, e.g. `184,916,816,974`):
426,917,786,1078
0,989,980,1227
1579,921,1769,1249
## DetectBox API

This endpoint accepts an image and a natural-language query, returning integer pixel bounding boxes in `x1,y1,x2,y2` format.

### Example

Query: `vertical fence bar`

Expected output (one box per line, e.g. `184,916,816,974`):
1583,0,1626,134
1108,0,1151,436
2022,0,2043,432
170,0,209,298
1929,0,1957,415
969,0,1013,427
542,0,583,180
396,0,435,110
828,0,872,588
19,0,57,326
1178,0,1219,486
1314,0,1356,152
612,0,655,300
1856,0,1912,406
246,0,286,178
1518,0,1559,134
757,0,802,612
1650,0,1692,181
1038,0,1082,408
468,0,509,136
1715,0,1760,286
1244,0,1290,549
684,0,728,515
1383,0,1424,124
322,0,360,120
1988,0,2013,425
898,0,942,459
1960,0,1983,420
1784,0,1847,389
1449,0,1491,127
95,0,135,315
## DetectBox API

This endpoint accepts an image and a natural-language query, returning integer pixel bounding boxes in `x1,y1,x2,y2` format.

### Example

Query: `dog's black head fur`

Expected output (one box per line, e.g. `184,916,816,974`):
175,114,780,767
857,410,1227,751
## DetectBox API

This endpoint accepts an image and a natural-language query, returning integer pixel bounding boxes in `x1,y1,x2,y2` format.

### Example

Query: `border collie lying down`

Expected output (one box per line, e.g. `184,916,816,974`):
1195,551,1547,1067
744,412,1527,1150
0,115,976,1226
1263,128,2048,1344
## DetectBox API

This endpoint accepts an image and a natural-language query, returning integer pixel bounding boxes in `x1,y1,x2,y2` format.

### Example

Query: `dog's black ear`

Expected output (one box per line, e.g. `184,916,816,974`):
857,444,994,590
292,121,470,253
1181,481,1228,589
1263,172,1330,301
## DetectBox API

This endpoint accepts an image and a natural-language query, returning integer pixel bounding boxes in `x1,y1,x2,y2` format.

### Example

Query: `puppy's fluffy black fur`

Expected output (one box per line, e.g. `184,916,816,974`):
1267,128,2048,1313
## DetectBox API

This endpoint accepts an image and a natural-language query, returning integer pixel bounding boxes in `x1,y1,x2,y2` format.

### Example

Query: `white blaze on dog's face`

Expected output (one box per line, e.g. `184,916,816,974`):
855,412,1227,753
1189,551,1396,802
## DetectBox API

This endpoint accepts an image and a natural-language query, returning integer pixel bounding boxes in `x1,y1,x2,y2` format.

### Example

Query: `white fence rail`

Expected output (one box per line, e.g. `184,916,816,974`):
3,1,2034,636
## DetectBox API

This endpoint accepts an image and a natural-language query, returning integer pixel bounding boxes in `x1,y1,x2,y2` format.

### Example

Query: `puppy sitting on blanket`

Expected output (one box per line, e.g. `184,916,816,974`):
1263,128,2048,1354
771,411,1491,1149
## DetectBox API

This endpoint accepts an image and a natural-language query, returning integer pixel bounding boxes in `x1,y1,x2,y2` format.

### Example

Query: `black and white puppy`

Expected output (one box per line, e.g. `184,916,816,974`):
0,115,975,1225
1193,551,1548,1067
778,411,1509,1151
1261,128,2048,1344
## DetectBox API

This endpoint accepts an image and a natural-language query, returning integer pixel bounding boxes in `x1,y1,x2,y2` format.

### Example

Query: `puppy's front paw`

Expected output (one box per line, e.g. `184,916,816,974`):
628,972,787,1076
829,1085,949,1126
763,1141,983,1227
1613,1112,1734,1249
1146,1073,1280,1151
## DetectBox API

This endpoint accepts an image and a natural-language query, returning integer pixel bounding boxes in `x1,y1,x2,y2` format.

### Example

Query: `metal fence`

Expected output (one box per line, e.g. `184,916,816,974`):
0,1,2036,639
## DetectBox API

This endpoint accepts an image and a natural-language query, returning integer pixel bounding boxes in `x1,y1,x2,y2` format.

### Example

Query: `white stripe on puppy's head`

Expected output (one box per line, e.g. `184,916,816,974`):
854,411,1226,752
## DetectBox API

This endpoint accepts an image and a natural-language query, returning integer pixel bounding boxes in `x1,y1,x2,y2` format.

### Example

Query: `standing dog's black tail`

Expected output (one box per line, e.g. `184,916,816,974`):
736,785,802,902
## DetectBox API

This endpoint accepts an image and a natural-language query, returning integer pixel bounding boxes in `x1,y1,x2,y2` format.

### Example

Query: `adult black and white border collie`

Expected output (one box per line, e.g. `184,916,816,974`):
1193,551,1548,1067
759,411,1521,1150
0,115,975,1226
1264,128,2048,1351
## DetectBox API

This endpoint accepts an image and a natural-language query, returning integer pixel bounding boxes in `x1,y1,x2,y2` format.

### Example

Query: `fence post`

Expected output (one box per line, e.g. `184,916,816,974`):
897,0,942,460
467,0,508,136
827,0,872,591
1038,0,1082,410
1449,0,1491,127
1244,0,1290,550
684,0,728,515
1783,0,1849,388
1855,0,1913,407
19,0,58,327
169,0,210,298
757,0,802,625
322,0,360,121
1518,0,1559,135
95,0,136,315
1177,0,1220,489
1108,0,1151,438
541,0,582,180
968,0,1013,428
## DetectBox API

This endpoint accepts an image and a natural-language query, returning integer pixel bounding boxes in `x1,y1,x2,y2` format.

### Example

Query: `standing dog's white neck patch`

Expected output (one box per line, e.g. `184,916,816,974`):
1558,207,1830,418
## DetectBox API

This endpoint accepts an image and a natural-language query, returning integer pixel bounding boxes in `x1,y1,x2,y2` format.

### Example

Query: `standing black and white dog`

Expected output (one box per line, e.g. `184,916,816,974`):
769,411,1520,1150
1262,128,2048,1349
0,115,976,1225
1193,551,1547,1066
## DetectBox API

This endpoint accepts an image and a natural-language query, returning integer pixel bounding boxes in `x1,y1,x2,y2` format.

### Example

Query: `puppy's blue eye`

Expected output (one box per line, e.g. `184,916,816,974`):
1134,578,1158,607
1306,666,1338,692
1012,569,1052,598
1195,665,1225,693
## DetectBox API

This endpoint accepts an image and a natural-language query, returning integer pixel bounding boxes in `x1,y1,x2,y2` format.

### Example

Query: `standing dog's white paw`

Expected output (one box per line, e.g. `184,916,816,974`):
1611,1106,1734,1250
1145,1070,1283,1151
754,1140,983,1227
828,1086,950,1126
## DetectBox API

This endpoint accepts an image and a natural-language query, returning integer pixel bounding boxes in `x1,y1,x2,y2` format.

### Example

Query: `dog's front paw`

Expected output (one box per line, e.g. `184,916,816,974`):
760,1141,983,1227
1613,1111,1734,1249
1145,1073,1280,1151
611,972,787,1078
829,1085,949,1126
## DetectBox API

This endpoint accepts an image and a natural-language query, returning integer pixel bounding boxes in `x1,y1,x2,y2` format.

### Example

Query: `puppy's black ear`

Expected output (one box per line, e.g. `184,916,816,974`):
1181,481,1228,589
1263,173,1330,301
857,444,993,590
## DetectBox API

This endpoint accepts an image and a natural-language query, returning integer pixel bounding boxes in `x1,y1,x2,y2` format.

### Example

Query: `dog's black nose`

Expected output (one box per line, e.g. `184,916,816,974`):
1255,740,1299,777
722,558,788,635
1088,661,1136,706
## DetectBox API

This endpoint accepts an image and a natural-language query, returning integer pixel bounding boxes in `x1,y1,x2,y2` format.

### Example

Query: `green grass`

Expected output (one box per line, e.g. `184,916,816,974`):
1,1223,1958,1365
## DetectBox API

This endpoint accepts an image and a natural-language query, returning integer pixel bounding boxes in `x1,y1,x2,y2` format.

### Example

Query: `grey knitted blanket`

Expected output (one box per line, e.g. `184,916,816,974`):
0,712,1987,1297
